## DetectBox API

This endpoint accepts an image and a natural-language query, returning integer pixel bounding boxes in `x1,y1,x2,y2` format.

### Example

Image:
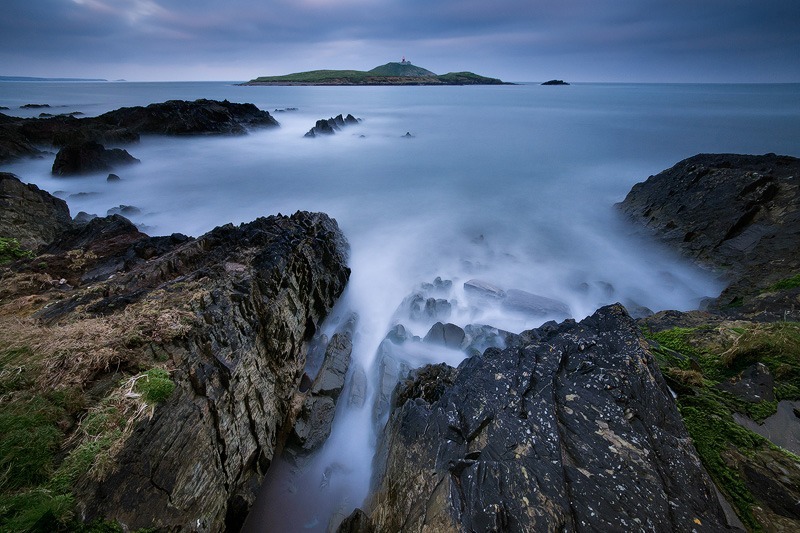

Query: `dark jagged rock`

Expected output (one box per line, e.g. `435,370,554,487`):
51,141,140,176
288,315,356,456
617,153,800,316
304,114,362,137
0,172,73,250
363,305,730,532
96,98,279,135
69,211,350,530
0,99,279,164
106,173,121,182
0,171,350,530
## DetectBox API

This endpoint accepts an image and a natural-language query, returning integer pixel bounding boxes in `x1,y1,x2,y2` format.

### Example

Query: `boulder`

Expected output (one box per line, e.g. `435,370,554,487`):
0,172,73,250
363,305,730,531
617,153,800,315
422,321,465,350
52,141,140,176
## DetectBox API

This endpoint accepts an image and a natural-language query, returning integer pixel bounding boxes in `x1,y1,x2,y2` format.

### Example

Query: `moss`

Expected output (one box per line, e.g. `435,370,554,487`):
0,238,34,265
766,273,800,292
136,368,175,404
679,390,763,531
644,321,800,531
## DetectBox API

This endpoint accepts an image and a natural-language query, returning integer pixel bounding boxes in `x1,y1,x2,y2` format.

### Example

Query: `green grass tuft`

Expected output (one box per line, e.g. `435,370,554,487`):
136,368,175,404
0,238,34,265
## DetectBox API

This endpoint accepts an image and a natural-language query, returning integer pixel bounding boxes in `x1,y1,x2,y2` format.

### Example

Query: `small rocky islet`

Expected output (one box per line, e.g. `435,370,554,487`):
0,98,799,531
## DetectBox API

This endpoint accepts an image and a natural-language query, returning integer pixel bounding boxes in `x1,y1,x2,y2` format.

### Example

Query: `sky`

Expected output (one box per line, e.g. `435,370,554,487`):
1,0,799,82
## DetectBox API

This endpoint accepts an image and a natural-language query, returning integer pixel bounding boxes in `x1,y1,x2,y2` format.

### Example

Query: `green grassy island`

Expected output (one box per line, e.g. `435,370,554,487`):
241,60,510,86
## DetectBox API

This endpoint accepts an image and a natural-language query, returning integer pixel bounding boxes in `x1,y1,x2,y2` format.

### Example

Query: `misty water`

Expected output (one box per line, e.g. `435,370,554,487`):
2,81,799,531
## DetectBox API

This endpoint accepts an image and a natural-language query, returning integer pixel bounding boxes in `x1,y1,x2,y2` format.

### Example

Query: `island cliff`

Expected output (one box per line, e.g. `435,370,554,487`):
241,61,510,86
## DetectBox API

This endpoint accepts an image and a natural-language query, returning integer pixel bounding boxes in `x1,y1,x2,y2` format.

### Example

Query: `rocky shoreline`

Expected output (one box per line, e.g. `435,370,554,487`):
1,97,799,532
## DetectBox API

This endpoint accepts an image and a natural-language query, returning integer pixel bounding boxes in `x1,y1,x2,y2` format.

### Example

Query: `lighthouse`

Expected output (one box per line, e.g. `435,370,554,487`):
401,56,410,65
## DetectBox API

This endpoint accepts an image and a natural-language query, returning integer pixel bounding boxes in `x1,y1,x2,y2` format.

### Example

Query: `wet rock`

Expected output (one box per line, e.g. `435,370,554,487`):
0,172,73,250
52,141,140,176
106,173,121,182
423,321,465,350
364,305,730,531
618,153,800,316
717,362,775,403
288,314,356,456
462,323,512,356
348,365,368,408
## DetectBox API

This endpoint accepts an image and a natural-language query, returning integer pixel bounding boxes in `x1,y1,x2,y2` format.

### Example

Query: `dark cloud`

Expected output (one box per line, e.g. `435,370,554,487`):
0,0,798,81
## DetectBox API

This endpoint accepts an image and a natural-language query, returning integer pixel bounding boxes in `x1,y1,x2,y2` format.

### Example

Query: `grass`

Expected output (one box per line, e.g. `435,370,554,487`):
0,279,195,531
643,322,800,531
0,238,34,265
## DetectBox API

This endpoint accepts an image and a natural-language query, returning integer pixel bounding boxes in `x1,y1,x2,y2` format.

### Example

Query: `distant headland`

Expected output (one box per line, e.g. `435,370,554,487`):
240,59,511,86
0,75,108,82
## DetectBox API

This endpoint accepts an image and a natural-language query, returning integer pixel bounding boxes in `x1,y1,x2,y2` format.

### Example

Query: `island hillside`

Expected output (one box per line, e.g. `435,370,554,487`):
241,61,510,86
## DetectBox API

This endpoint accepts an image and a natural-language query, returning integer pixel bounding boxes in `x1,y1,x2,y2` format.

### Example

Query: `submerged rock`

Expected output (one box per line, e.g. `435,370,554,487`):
360,305,730,531
304,113,362,137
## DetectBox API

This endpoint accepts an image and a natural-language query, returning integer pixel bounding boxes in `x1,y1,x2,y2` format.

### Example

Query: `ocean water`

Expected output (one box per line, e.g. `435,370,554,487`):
2,81,799,530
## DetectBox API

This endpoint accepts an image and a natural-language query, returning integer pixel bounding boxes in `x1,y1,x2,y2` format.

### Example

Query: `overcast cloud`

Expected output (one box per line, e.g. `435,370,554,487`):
1,0,798,81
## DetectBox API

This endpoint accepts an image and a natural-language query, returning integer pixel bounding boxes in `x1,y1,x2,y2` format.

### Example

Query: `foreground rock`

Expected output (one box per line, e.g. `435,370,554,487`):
0,172,73,249
0,99,280,163
51,141,140,175
356,305,730,531
617,153,800,316
0,179,350,531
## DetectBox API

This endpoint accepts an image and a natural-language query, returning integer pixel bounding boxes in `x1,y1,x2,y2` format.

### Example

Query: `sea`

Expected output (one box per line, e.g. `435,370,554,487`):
1,80,799,531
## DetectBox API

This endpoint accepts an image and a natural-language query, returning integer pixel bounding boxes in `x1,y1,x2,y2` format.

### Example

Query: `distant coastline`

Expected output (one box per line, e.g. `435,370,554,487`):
0,75,108,82
240,61,511,86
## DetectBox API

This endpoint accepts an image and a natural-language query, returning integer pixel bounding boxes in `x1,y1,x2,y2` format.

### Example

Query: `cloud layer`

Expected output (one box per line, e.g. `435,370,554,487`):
2,0,798,81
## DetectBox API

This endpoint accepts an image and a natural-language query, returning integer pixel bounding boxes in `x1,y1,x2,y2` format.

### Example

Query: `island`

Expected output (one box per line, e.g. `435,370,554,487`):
240,59,510,86
541,79,569,85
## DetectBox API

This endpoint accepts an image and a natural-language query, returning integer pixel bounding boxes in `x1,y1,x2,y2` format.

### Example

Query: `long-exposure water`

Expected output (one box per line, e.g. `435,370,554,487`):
2,80,798,531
